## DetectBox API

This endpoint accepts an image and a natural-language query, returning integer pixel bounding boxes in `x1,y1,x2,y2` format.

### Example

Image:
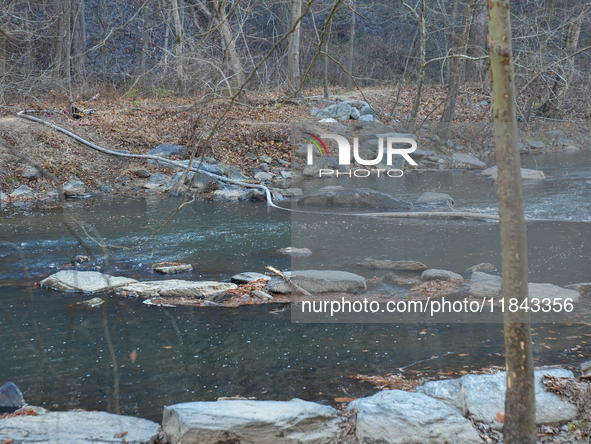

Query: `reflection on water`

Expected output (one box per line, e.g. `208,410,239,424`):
0,150,590,421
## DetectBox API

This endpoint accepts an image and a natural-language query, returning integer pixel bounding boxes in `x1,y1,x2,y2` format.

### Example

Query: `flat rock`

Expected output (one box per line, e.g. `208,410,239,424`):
266,270,366,294
415,192,454,207
63,180,87,196
465,263,496,273
450,153,486,170
40,270,137,293
0,382,25,409
481,165,546,180
212,189,250,202
231,272,270,284
461,369,578,425
152,262,193,274
10,185,34,197
253,170,274,182
347,390,482,444
469,272,580,301
421,269,463,281
358,114,374,122
302,156,340,178
163,399,341,444
23,166,42,180
278,247,312,256
0,410,159,444
358,259,428,272
148,143,187,158
416,379,466,416
565,282,591,293
120,280,237,298
298,186,412,210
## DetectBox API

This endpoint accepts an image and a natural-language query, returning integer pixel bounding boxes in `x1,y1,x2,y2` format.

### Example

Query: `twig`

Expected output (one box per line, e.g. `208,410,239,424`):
265,266,311,296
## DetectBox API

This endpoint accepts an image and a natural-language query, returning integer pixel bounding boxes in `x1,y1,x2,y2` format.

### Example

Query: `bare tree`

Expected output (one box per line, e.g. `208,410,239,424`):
488,0,535,442
345,0,355,91
287,0,302,98
402,0,425,131
72,0,86,81
171,0,184,92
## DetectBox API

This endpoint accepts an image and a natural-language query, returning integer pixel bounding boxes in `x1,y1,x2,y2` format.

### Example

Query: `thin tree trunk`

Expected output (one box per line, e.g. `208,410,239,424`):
0,0,16,82
171,0,184,93
488,1,535,443
139,0,150,89
467,0,488,87
72,0,86,83
408,0,425,131
53,0,65,82
65,0,72,95
323,16,332,99
287,0,302,98
213,0,248,103
345,0,355,91
437,0,474,139
97,0,108,84
542,3,589,118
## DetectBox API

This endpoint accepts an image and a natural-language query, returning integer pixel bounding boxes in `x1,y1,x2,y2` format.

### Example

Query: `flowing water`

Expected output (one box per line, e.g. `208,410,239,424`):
0,150,590,421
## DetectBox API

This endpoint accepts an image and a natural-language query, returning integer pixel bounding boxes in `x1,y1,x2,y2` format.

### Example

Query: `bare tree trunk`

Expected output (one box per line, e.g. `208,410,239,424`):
541,3,589,118
407,0,425,131
97,0,108,84
437,0,474,139
139,0,150,89
0,0,16,84
53,0,65,82
171,0,184,93
213,0,248,103
323,15,332,99
345,0,355,91
65,0,72,95
72,0,86,83
488,1,535,443
466,0,488,87
287,0,302,98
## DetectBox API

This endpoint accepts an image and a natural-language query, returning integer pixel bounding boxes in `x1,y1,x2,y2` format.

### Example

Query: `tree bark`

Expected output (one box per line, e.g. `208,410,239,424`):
72,0,86,82
437,0,474,139
171,0,184,93
406,0,425,132
345,0,355,91
287,0,302,98
213,0,248,103
541,3,589,118
467,0,488,87
323,14,332,100
139,0,151,89
0,0,16,82
488,1,535,443
53,0,65,82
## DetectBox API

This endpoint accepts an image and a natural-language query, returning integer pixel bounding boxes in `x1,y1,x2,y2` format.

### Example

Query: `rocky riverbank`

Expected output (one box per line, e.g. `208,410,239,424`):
3,365,591,443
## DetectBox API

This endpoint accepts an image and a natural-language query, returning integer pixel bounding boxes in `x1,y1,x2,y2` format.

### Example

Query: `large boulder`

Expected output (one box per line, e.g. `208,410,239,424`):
163,399,341,444
266,270,366,294
346,390,483,444
358,259,428,272
120,280,237,298
481,165,546,180
40,270,136,293
316,102,353,121
450,153,486,170
0,411,159,444
0,382,25,410
469,272,580,302
298,186,412,210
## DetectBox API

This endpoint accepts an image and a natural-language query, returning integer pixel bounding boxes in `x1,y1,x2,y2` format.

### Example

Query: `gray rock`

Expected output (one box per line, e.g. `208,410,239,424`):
445,139,454,149
526,139,546,149
163,399,341,444
276,188,303,197
254,170,274,182
279,170,292,179
421,269,463,281
0,382,25,409
143,172,169,189
310,107,320,116
317,102,353,121
564,145,581,151
451,153,486,170
176,160,225,176
546,130,566,139
350,107,361,120
298,185,413,210
152,262,193,274
40,270,136,293
465,263,496,273
231,272,270,284
358,259,428,272
455,144,464,151
294,143,320,159
259,155,273,164
359,104,378,117
10,185,34,197
120,280,237,298
461,369,578,425
23,166,42,180
416,379,466,416
302,156,340,178
134,169,151,178
266,270,366,294
245,152,257,160
566,282,591,293
481,165,546,180
225,166,249,180
0,411,159,444
278,247,312,256
344,100,369,108
252,290,273,300
415,192,454,206
347,390,482,444
212,189,249,202
148,143,187,158
0,192,8,201
277,157,289,166
581,361,591,378
358,114,374,122
413,149,437,160
469,272,580,302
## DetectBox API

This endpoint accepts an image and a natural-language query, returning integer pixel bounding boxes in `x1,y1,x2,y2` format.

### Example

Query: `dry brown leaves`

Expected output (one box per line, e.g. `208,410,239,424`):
0,408,36,419
542,375,591,415
409,279,464,298
349,373,421,391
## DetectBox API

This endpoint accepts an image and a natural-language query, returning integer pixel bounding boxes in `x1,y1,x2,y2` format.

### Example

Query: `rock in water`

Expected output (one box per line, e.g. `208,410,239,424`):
346,390,483,444
163,399,341,444
415,192,454,206
278,247,312,256
566,282,591,293
358,259,428,272
40,271,137,293
0,411,159,444
265,270,366,294
450,153,486,170
152,262,193,274
231,272,270,284
82,297,104,307
421,269,463,281
465,263,496,273
481,165,546,180
298,186,412,210
0,382,25,410
120,280,237,298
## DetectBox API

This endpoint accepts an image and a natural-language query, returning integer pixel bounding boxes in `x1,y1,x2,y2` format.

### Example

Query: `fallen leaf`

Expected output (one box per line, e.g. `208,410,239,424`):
113,432,128,438
494,412,505,423
458,353,470,357
334,397,355,403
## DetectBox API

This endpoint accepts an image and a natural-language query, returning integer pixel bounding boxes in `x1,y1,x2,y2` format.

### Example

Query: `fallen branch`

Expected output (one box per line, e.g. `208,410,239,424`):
265,266,311,296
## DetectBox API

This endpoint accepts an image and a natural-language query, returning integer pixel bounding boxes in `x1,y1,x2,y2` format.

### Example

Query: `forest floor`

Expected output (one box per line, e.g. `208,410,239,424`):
0,84,589,199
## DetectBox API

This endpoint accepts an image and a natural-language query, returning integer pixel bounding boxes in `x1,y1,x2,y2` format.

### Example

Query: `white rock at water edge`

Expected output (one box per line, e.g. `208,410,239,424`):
40,270,137,293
